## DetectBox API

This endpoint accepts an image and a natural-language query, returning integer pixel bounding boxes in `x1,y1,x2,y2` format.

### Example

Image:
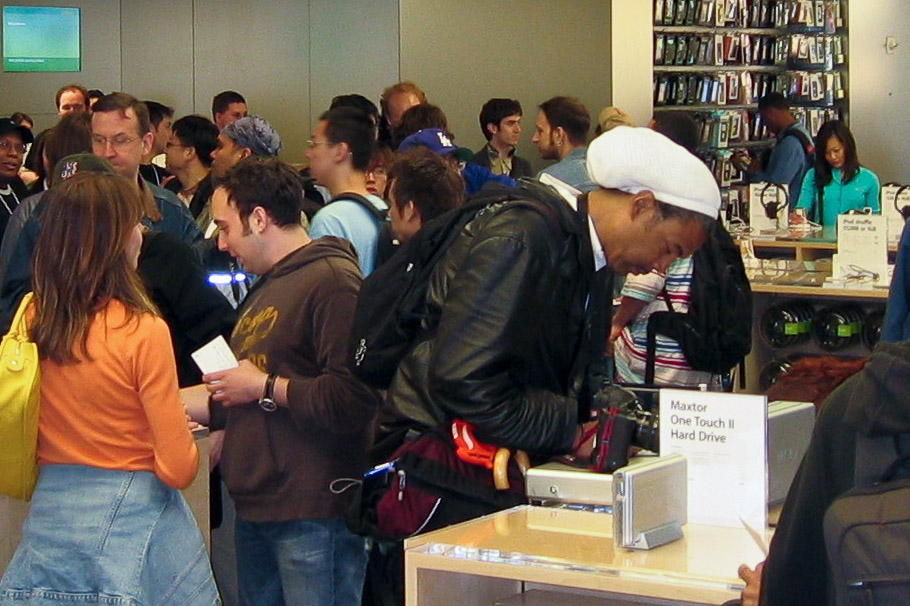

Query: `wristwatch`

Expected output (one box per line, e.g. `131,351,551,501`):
259,374,278,412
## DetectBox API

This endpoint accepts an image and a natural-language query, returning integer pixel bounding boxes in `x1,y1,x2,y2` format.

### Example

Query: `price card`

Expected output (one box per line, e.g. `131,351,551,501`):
835,214,889,286
880,184,910,244
660,389,768,530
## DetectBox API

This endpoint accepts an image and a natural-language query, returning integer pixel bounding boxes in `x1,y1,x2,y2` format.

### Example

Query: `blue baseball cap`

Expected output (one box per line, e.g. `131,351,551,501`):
397,128,473,162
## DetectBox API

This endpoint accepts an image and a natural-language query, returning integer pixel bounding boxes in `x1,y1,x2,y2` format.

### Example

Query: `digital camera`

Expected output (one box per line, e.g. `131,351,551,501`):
590,386,659,473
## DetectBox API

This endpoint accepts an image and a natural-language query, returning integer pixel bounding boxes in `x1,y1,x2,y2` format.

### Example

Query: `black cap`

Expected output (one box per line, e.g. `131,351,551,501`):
0,117,34,145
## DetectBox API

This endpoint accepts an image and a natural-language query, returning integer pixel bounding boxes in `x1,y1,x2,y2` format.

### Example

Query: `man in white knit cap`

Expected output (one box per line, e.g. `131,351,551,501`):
368,124,722,603
377,123,720,489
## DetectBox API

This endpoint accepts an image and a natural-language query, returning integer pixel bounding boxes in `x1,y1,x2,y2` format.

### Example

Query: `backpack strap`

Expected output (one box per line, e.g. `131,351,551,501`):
329,192,388,223
642,274,684,384
781,125,815,158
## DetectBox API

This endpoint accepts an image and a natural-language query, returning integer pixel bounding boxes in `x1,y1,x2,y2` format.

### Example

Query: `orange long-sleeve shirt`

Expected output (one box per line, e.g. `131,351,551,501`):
36,300,199,489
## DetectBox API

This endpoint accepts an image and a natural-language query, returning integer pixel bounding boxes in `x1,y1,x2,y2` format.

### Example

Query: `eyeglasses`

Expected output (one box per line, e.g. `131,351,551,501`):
92,134,142,150
306,139,335,149
0,139,27,154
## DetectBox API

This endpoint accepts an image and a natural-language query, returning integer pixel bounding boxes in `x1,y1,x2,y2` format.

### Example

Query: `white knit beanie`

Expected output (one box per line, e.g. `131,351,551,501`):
585,126,720,218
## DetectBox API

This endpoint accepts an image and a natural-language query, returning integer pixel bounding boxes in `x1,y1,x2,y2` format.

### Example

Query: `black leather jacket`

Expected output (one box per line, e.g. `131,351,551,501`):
379,193,598,457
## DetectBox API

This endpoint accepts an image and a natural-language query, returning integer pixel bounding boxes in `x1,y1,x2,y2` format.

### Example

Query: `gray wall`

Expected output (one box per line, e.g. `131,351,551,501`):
0,0,121,131
0,0,400,162
848,3,910,184
399,0,612,174
0,0,611,168
2,1,907,178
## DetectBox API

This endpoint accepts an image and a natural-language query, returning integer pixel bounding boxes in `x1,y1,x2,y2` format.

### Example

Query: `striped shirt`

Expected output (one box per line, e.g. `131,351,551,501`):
613,257,715,387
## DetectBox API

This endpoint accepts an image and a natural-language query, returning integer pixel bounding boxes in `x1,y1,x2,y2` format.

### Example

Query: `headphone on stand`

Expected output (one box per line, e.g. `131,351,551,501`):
882,182,910,220
759,182,790,221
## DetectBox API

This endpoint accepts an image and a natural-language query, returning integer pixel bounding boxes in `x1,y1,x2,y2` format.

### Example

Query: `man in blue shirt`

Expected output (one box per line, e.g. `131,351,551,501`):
532,96,597,192
306,107,388,277
732,93,813,209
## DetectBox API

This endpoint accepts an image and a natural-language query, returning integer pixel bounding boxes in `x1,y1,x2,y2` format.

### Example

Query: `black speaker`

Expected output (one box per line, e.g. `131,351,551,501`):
862,309,885,351
761,302,814,348
812,305,865,351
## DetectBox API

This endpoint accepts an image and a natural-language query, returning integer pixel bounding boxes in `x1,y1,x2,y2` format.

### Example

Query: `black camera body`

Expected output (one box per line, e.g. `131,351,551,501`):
590,386,659,473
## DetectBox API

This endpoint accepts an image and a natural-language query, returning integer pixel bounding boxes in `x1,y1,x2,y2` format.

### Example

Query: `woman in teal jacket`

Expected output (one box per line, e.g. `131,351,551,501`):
794,120,880,226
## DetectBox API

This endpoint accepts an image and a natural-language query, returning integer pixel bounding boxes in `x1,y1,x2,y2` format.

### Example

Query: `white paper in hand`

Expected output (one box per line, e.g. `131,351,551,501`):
191,335,239,375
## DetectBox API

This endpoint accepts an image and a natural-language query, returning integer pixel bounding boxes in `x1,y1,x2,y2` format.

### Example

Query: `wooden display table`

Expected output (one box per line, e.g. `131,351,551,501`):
404,505,769,606
740,225,899,262
750,282,889,300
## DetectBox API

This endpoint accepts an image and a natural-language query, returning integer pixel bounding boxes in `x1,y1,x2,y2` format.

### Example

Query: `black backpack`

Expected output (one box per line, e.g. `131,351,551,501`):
824,433,910,605
349,180,583,390
327,192,398,265
645,220,753,380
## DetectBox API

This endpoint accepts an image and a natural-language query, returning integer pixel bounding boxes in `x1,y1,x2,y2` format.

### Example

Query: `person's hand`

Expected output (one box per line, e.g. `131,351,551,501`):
788,211,807,225
203,359,268,407
573,420,600,459
606,324,623,356
186,413,200,431
738,562,764,606
180,383,212,424
732,151,757,174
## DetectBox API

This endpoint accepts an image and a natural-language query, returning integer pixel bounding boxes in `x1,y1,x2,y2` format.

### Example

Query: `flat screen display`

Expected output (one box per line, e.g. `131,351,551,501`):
3,6,81,72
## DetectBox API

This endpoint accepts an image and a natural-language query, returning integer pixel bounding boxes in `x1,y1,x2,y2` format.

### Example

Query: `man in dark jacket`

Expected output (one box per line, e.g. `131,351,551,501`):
378,124,720,483
367,125,720,606
738,340,910,605
470,98,533,179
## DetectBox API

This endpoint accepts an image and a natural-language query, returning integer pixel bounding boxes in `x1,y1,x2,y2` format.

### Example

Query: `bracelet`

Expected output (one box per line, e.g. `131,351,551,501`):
259,374,278,412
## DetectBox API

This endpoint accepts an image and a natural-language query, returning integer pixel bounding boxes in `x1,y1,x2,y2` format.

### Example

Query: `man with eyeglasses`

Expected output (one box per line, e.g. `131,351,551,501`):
91,93,201,245
0,118,32,241
165,115,219,218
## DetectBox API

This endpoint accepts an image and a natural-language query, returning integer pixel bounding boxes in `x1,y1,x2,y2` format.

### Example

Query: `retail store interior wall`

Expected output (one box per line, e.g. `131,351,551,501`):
0,0,611,169
0,2,905,178
846,2,910,185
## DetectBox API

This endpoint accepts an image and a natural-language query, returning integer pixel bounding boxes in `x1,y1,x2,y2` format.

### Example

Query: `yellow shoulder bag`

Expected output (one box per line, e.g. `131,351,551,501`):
0,292,40,500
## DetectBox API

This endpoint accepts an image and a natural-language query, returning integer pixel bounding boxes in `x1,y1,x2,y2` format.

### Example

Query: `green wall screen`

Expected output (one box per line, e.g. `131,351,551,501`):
3,6,81,72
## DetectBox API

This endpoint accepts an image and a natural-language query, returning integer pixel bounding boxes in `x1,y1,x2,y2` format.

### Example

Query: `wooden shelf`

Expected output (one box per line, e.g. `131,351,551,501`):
654,103,757,111
654,64,782,73
750,282,889,300
655,25,782,35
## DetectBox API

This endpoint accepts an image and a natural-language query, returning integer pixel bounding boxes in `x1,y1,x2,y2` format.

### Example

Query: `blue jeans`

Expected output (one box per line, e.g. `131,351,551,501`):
1,465,219,605
234,517,368,606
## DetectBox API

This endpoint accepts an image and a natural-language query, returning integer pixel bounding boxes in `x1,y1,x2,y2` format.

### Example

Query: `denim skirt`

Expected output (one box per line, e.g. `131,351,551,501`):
0,465,220,605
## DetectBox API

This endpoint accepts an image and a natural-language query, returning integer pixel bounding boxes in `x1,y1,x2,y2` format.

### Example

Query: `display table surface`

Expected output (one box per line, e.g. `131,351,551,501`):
750,282,889,299
404,505,769,606
739,225,898,262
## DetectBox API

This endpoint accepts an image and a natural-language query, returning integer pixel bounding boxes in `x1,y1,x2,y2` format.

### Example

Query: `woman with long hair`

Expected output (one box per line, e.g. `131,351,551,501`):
793,119,880,226
0,172,219,605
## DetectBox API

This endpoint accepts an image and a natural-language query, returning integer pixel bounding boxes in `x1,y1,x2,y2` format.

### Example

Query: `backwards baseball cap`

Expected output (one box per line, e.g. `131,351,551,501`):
397,128,473,162
52,153,115,186
586,126,720,219
222,115,281,157
0,117,35,145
